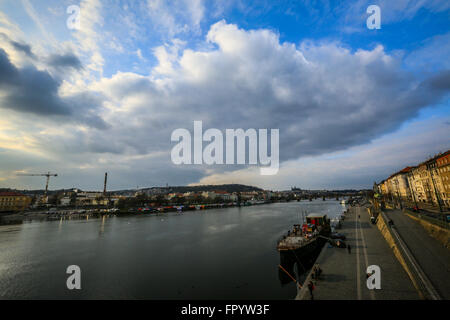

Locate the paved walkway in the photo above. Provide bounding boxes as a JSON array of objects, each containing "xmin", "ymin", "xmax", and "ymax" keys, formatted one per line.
[
  {"xmin": 297, "ymin": 205, "xmax": 419, "ymax": 300},
  {"xmin": 384, "ymin": 209, "xmax": 450, "ymax": 299}
]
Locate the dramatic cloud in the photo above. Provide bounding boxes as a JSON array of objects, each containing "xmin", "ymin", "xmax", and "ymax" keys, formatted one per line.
[
  {"xmin": 195, "ymin": 116, "xmax": 450, "ymax": 190},
  {"xmin": 146, "ymin": 0, "xmax": 205, "ymax": 36},
  {"xmin": 0, "ymin": 49, "xmax": 106, "ymax": 128},
  {"xmin": 8, "ymin": 39, "xmax": 34, "ymax": 58},
  {"xmin": 47, "ymin": 53, "xmax": 82, "ymax": 70},
  {"xmin": 0, "ymin": 13, "xmax": 449, "ymax": 190},
  {"xmin": 84, "ymin": 21, "xmax": 449, "ymax": 164}
]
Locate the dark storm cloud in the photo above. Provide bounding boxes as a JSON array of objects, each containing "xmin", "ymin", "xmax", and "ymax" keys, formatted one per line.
[
  {"xmin": 0, "ymin": 33, "xmax": 35, "ymax": 58},
  {"xmin": 422, "ymin": 69, "xmax": 450, "ymax": 91},
  {"xmin": 9, "ymin": 40, "xmax": 35, "ymax": 58},
  {"xmin": 0, "ymin": 48, "xmax": 107, "ymax": 128},
  {"xmin": 0, "ymin": 48, "xmax": 17, "ymax": 81},
  {"xmin": 0, "ymin": 48, "xmax": 70, "ymax": 115},
  {"xmin": 47, "ymin": 53, "xmax": 82, "ymax": 70}
]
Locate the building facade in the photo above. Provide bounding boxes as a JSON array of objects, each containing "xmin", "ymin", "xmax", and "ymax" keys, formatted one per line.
[
  {"xmin": 0, "ymin": 192, "xmax": 32, "ymax": 212},
  {"xmin": 436, "ymin": 152, "xmax": 450, "ymax": 208},
  {"xmin": 378, "ymin": 150, "xmax": 450, "ymax": 210}
]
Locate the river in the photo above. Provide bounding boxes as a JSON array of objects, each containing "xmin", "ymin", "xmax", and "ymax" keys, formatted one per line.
[{"xmin": 0, "ymin": 200, "xmax": 347, "ymax": 299}]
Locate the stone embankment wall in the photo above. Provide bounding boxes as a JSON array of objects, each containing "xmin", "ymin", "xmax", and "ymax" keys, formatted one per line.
[{"xmin": 403, "ymin": 210, "xmax": 450, "ymax": 249}]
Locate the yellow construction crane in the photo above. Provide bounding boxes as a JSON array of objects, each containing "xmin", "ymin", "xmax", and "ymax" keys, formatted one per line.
[{"xmin": 17, "ymin": 172, "xmax": 58, "ymax": 196}]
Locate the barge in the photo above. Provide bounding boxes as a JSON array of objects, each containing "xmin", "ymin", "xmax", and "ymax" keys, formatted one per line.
[{"xmin": 277, "ymin": 213, "xmax": 331, "ymax": 268}]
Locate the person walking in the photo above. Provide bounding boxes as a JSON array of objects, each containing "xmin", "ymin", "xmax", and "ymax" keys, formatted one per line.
[
  {"xmin": 317, "ymin": 266, "xmax": 322, "ymax": 278},
  {"xmin": 307, "ymin": 281, "xmax": 315, "ymax": 300},
  {"xmin": 347, "ymin": 244, "xmax": 351, "ymax": 254}
]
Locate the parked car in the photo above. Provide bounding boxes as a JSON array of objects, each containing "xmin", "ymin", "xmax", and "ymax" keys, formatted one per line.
[
  {"xmin": 331, "ymin": 232, "xmax": 346, "ymax": 240},
  {"xmin": 334, "ymin": 239, "xmax": 347, "ymax": 248}
]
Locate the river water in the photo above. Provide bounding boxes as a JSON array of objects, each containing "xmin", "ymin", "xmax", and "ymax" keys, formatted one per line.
[{"xmin": 0, "ymin": 200, "xmax": 346, "ymax": 299}]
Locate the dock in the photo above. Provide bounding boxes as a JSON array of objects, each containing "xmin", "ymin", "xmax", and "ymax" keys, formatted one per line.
[{"xmin": 296, "ymin": 204, "xmax": 420, "ymax": 300}]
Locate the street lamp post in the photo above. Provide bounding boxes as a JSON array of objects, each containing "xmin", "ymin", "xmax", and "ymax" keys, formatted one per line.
[
  {"xmin": 408, "ymin": 171, "xmax": 418, "ymax": 209},
  {"xmin": 394, "ymin": 179, "xmax": 402, "ymax": 210},
  {"xmin": 427, "ymin": 162, "xmax": 443, "ymax": 213}
]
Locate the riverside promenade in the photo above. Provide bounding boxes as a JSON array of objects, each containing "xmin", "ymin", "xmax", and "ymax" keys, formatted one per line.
[{"xmin": 297, "ymin": 204, "xmax": 419, "ymax": 300}]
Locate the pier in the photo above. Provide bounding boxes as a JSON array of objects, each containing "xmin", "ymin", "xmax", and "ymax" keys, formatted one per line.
[{"xmin": 297, "ymin": 204, "xmax": 420, "ymax": 300}]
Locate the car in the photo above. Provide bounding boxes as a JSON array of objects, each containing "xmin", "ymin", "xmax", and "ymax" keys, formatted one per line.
[
  {"xmin": 334, "ymin": 239, "xmax": 347, "ymax": 248},
  {"xmin": 331, "ymin": 232, "xmax": 346, "ymax": 240}
]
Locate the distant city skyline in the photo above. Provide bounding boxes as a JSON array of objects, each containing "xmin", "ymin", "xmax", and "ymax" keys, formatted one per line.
[{"xmin": 0, "ymin": 1, "xmax": 449, "ymax": 191}]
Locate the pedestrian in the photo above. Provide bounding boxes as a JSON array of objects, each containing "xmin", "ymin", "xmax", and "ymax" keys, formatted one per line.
[
  {"xmin": 347, "ymin": 244, "xmax": 351, "ymax": 254},
  {"xmin": 307, "ymin": 281, "xmax": 315, "ymax": 300},
  {"xmin": 358, "ymin": 214, "xmax": 360, "ymax": 219}
]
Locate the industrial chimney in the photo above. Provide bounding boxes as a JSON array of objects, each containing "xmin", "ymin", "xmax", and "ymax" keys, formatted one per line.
[{"xmin": 103, "ymin": 172, "xmax": 108, "ymax": 195}]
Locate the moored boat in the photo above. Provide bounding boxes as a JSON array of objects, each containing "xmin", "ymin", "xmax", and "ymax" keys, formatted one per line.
[
  {"xmin": 277, "ymin": 213, "xmax": 331, "ymax": 252},
  {"xmin": 277, "ymin": 213, "xmax": 331, "ymax": 269}
]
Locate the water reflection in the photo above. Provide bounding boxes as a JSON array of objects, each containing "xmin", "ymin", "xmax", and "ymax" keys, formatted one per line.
[{"xmin": 99, "ymin": 215, "xmax": 105, "ymax": 237}]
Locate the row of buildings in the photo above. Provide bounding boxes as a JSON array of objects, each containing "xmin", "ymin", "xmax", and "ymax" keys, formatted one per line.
[
  {"xmin": 1, "ymin": 183, "xmax": 364, "ymax": 213},
  {"xmin": 0, "ymin": 188, "xmax": 271, "ymax": 212},
  {"xmin": 164, "ymin": 190, "xmax": 267, "ymax": 202},
  {"xmin": 375, "ymin": 150, "xmax": 450, "ymax": 210}
]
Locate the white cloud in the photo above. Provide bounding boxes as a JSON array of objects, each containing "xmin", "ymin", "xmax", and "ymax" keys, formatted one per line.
[
  {"xmin": 146, "ymin": 0, "xmax": 205, "ymax": 36},
  {"xmin": 195, "ymin": 116, "xmax": 450, "ymax": 190},
  {"xmin": 1, "ymin": 20, "xmax": 449, "ymax": 190},
  {"xmin": 73, "ymin": 0, "xmax": 104, "ymax": 74}
]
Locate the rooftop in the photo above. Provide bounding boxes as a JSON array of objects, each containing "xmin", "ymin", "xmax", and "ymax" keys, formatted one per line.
[
  {"xmin": 0, "ymin": 192, "xmax": 26, "ymax": 197},
  {"xmin": 307, "ymin": 213, "xmax": 327, "ymax": 218}
]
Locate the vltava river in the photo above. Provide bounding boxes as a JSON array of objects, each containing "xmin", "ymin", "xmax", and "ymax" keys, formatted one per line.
[{"xmin": 0, "ymin": 200, "xmax": 346, "ymax": 299}]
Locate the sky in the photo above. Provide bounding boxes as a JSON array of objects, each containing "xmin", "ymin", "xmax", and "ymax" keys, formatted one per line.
[{"xmin": 0, "ymin": 0, "xmax": 449, "ymax": 191}]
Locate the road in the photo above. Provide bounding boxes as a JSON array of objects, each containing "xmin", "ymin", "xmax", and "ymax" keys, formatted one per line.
[{"xmin": 384, "ymin": 209, "xmax": 450, "ymax": 299}]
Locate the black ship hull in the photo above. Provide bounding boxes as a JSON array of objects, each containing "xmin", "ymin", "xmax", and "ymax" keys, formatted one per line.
[
  {"xmin": 278, "ymin": 236, "xmax": 327, "ymax": 285},
  {"xmin": 279, "ymin": 236, "xmax": 326, "ymax": 265}
]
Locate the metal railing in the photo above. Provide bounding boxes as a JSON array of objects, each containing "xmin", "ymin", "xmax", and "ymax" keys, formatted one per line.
[{"xmin": 403, "ymin": 208, "xmax": 449, "ymax": 230}]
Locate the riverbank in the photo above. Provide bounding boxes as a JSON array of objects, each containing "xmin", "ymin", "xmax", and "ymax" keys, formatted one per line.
[
  {"xmin": 296, "ymin": 204, "xmax": 419, "ymax": 300},
  {"xmin": 0, "ymin": 197, "xmax": 350, "ymax": 226},
  {"xmin": 0, "ymin": 200, "xmax": 276, "ymax": 225}
]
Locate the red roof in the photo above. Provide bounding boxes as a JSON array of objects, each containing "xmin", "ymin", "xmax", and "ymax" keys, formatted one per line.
[
  {"xmin": 0, "ymin": 192, "xmax": 26, "ymax": 197},
  {"xmin": 436, "ymin": 150, "xmax": 450, "ymax": 164},
  {"xmin": 399, "ymin": 166, "xmax": 412, "ymax": 173},
  {"xmin": 214, "ymin": 190, "xmax": 229, "ymax": 194}
]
